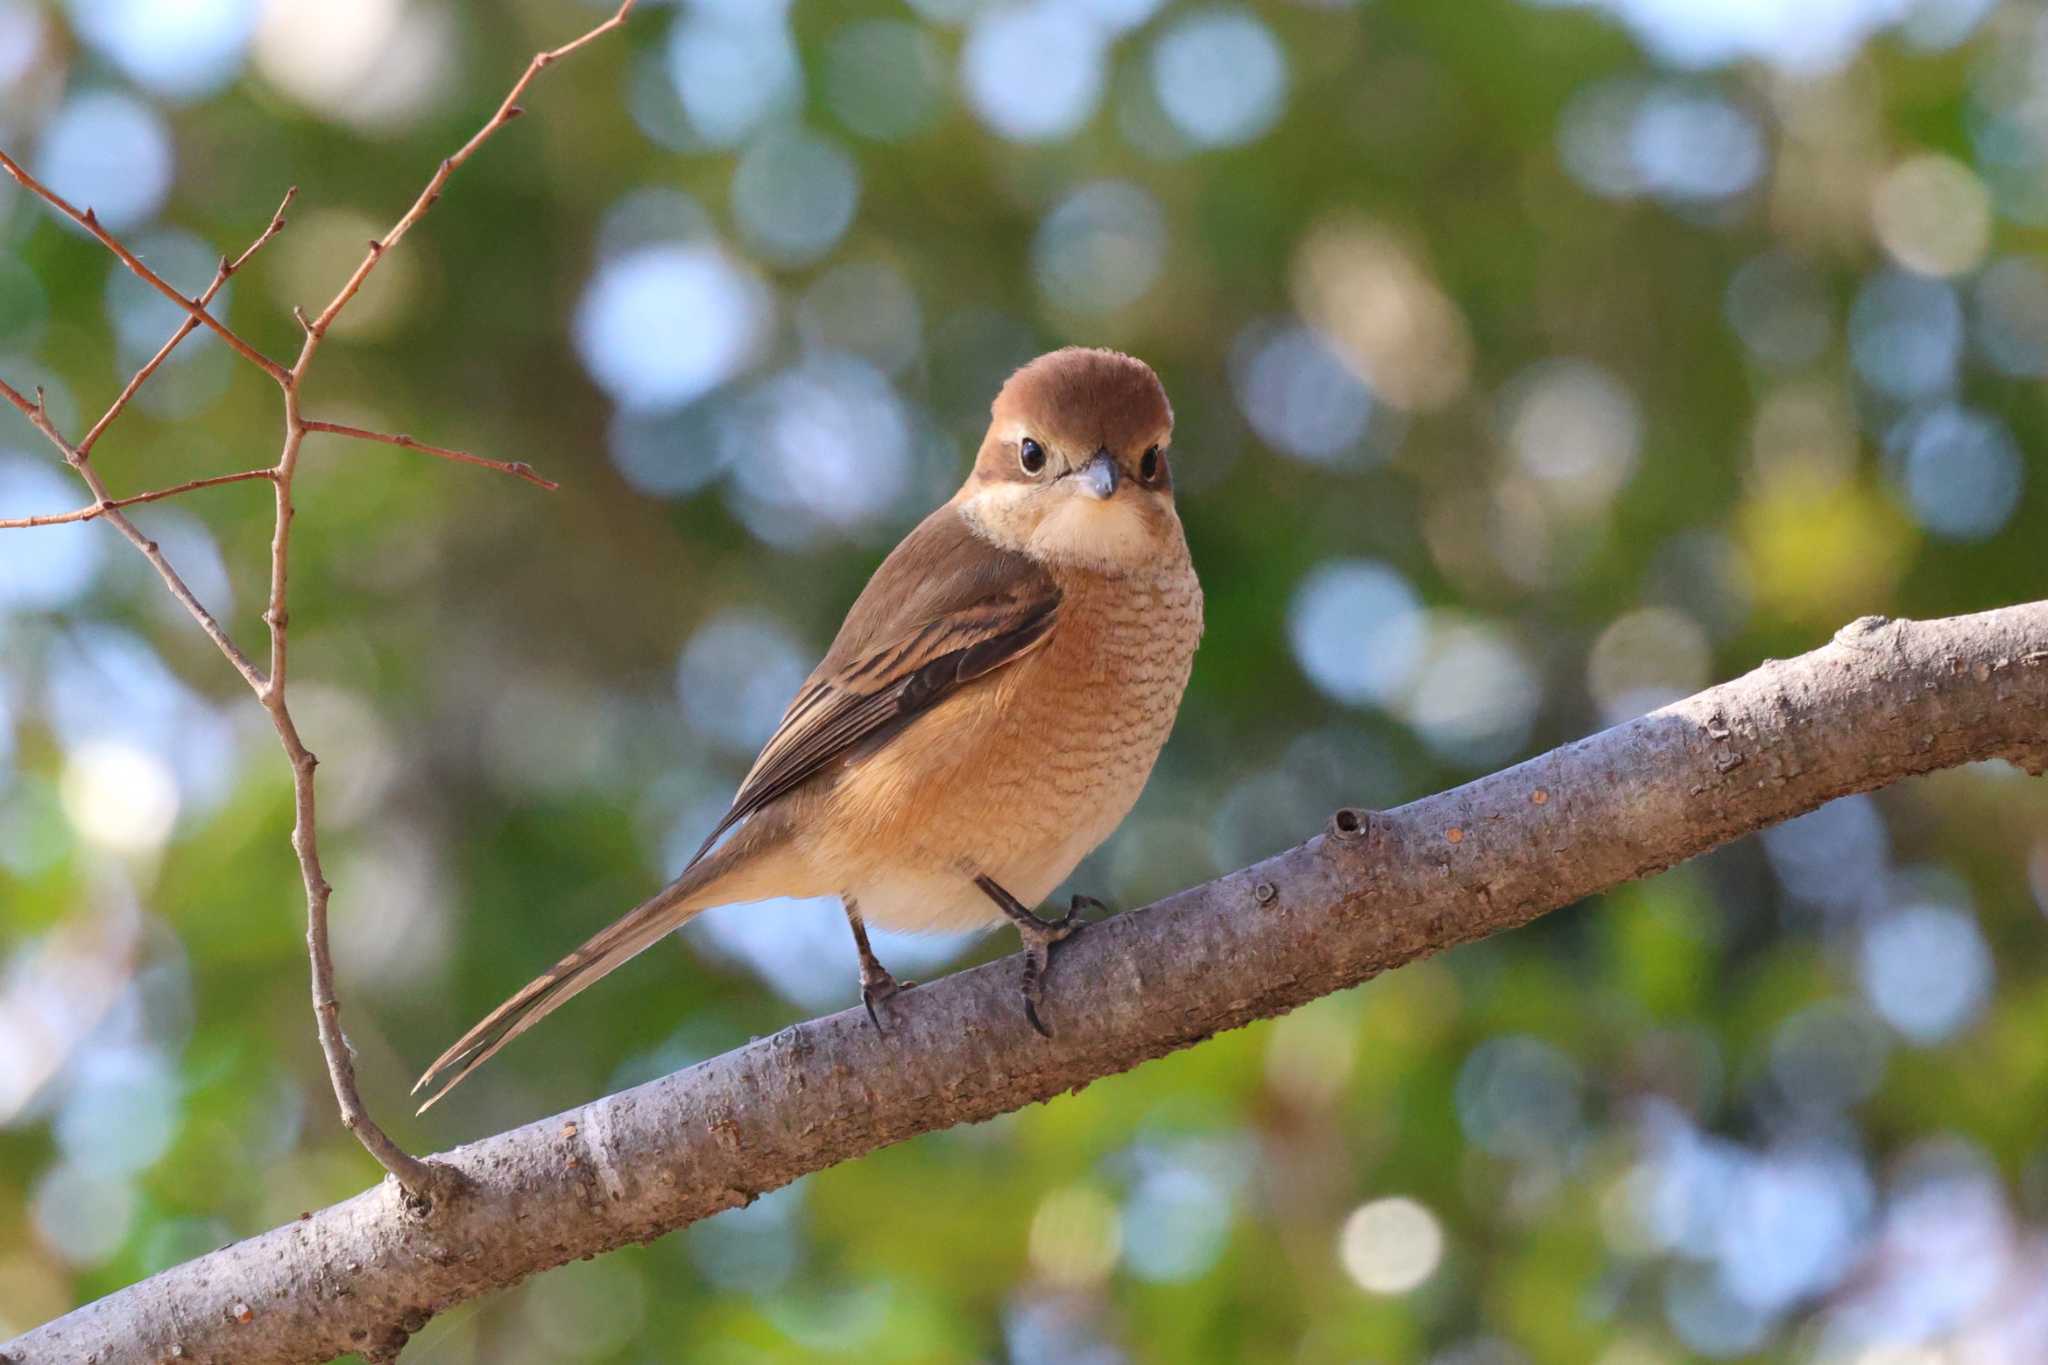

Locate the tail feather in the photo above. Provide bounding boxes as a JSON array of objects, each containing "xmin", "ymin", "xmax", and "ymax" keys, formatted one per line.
[{"xmin": 413, "ymin": 824, "xmax": 786, "ymax": 1113}]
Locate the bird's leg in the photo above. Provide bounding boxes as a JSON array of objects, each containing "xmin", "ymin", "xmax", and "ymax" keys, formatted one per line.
[
  {"xmin": 973, "ymin": 876, "xmax": 1105, "ymax": 1038},
  {"xmin": 845, "ymin": 901, "xmax": 914, "ymax": 1031}
]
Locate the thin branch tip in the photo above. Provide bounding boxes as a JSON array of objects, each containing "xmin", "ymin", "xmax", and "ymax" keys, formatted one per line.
[{"xmin": 301, "ymin": 419, "xmax": 559, "ymax": 488}]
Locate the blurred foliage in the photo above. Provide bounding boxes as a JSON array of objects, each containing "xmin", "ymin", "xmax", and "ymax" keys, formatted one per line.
[{"xmin": 3, "ymin": 0, "xmax": 2047, "ymax": 1361}]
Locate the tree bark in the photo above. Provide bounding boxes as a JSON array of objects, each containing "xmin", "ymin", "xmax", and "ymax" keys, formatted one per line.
[{"xmin": 7, "ymin": 602, "xmax": 2046, "ymax": 1365}]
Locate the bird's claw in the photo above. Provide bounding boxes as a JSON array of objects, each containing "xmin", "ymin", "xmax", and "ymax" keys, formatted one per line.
[
  {"xmin": 1020, "ymin": 936, "xmax": 1057, "ymax": 1038},
  {"xmin": 972, "ymin": 875, "xmax": 1113, "ymax": 1039},
  {"xmin": 1062, "ymin": 893, "xmax": 1109, "ymax": 928},
  {"xmin": 1015, "ymin": 895, "xmax": 1105, "ymax": 1038},
  {"xmin": 860, "ymin": 969, "xmax": 916, "ymax": 1033}
]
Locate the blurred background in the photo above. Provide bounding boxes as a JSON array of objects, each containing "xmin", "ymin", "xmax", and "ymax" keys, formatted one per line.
[{"xmin": 1, "ymin": 0, "xmax": 2046, "ymax": 1360}]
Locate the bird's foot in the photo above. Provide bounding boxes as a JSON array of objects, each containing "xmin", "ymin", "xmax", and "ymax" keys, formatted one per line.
[
  {"xmin": 859, "ymin": 963, "xmax": 917, "ymax": 1033},
  {"xmin": 1017, "ymin": 930, "xmax": 1072, "ymax": 1039},
  {"xmin": 975, "ymin": 879, "xmax": 1109, "ymax": 1038},
  {"xmin": 846, "ymin": 903, "xmax": 915, "ymax": 1032}
]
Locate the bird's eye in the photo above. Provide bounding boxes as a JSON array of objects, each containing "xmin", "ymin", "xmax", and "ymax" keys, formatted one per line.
[
  {"xmin": 1139, "ymin": 445, "xmax": 1163, "ymax": 484},
  {"xmin": 1019, "ymin": 438, "xmax": 1047, "ymax": 474}
]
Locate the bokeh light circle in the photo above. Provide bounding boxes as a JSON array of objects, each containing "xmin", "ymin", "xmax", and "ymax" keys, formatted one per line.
[
  {"xmin": 961, "ymin": 1, "xmax": 1108, "ymax": 143},
  {"xmin": 1872, "ymin": 154, "xmax": 1992, "ymax": 278},
  {"xmin": 665, "ymin": 3, "xmax": 800, "ymax": 147},
  {"xmin": 1287, "ymin": 559, "xmax": 1425, "ymax": 707},
  {"xmin": 1859, "ymin": 904, "xmax": 1994, "ymax": 1044},
  {"xmin": 34, "ymin": 90, "xmax": 174, "ymax": 232},
  {"xmin": 573, "ymin": 243, "xmax": 774, "ymax": 412},
  {"xmin": 731, "ymin": 128, "xmax": 862, "ymax": 268},
  {"xmin": 1149, "ymin": 7, "xmax": 1289, "ymax": 149},
  {"xmin": 1338, "ymin": 1197, "xmax": 1445, "ymax": 1295},
  {"xmin": 66, "ymin": 0, "xmax": 257, "ymax": 100},
  {"xmin": 1231, "ymin": 322, "xmax": 1374, "ymax": 464},
  {"xmin": 1032, "ymin": 180, "xmax": 1167, "ymax": 315},
  {"xmin": 1892, "ymin": 404, "xmax": 2023, "ymax": 542}
]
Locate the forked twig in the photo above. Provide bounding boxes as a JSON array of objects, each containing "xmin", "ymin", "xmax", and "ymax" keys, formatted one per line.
[
  {"xmin": 0, "ymin": 376, "xmax": 266, "ymax": 690},
  {"xmin": 0, "ymin": 150, "xmax": 292, "ymax": 385},
  {"xmin": 76, "ymin": 186, "xmax": 298, "ymax": 457},
  {"xmin": 0, "ymin": 0, "xmax": 633, "ymax": 1200}
]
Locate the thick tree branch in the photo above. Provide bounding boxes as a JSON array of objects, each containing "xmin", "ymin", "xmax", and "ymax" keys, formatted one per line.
[{"xmin": 8, "ymin": 601, "xmax": 2043, "ymax": 1365}]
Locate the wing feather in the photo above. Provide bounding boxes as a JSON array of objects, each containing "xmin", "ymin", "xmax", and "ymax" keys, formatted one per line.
[{"xmin": 683, "ymin": 508, "xmax": 1059, "ymax": 867}]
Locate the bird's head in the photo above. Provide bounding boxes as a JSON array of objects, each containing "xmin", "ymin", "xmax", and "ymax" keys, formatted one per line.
[{"xmin": 955, "ymin": 347, "xmax": 1181, "ymax": 573}]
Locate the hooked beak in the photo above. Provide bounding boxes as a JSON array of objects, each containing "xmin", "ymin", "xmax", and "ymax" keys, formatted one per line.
[{"xmin": 1073, "ymin": 450, "xmax": 1119, "ymax": 500}]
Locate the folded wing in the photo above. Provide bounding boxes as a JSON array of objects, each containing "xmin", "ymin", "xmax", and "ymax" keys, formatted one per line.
[{"xmin": 687, "ymin": 510, "xmax": 1061, "ymax": 865}]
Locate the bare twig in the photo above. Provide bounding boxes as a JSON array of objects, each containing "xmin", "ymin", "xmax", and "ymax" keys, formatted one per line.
[
  {"xmin": 0, "ymin": 467, "xmax": 276, "ymax": 528},
  {"xmin": 0, "ymin": 1, "xmax": 629, "ymax": 1199},
  {"xmin": 0, "ymin": 376, "xmax": 266, "ymax": 691},
  {"xmin": 7, "ymin": 600, "xmax": 2045, "ymax": 1365},
  {"xmin": 304, "ymin": 0, "xmax": 637, "ymax": 340},
  {"xmin": 75, "ymin": 187, "xmax": 298, "ymax": 458},
  {"xmin": 250, "ymin": 0, "xmax": 627, "ymax": 1199},
  {"xmin": 0, "ymin": 150, "xmax": 292, "ymax": 385},
  {"xmin": 301, "ymin": 420, "xmax": 559, "ymax": 489}
]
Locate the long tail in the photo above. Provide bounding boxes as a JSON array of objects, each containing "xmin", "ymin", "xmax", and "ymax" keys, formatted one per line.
[{"xmin": 412, "ymin": 828, "xmax": 778, "ymax": 1113}]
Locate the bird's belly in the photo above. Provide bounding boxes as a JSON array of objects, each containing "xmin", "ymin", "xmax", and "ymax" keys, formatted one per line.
[
  {"xmin": 828, "ymin": 726, "xmax": 1153, "ymax": 933},
  {"xmin": 845, "ymin": 867, "xmax": 1007, "ymax": 935},
  {"xmin": 809, "ymin": 564, "xmax": 1200, "ymax": 934}
]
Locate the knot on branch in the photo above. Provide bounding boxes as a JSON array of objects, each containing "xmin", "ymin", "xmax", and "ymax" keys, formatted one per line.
[
  {"xmin": 1329, "ymin": 806, "xmax": 1372, "ymax": 840},
  {"xmin": 1834, "ymin": 614, "xmax": 1903, "ymax": 649},
  {"xmin": 393, "ymin": 1158, "xmax": 469, "ymax": 1218}
]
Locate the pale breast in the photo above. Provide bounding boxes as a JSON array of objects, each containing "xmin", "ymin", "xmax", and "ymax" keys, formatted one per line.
[{"xmin": 811, "ymin": 555, "xmax": 1203, "ymax": 932}]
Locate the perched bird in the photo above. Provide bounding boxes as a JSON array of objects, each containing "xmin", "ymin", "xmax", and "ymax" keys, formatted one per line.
[{"xmin": 414, "ymin": 347, "xmax": 1203, "ymax": 1112}]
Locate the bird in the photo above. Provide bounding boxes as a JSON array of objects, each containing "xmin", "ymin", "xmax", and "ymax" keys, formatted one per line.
[{"xmin": 413, "ymin": 347, "xmax": 1203, "ymax": 1113}]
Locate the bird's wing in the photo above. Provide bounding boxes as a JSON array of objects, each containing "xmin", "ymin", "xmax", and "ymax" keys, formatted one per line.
[{"xmin": 685, "ymin": 506, "xmax": 1061, "ymax": 866}]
